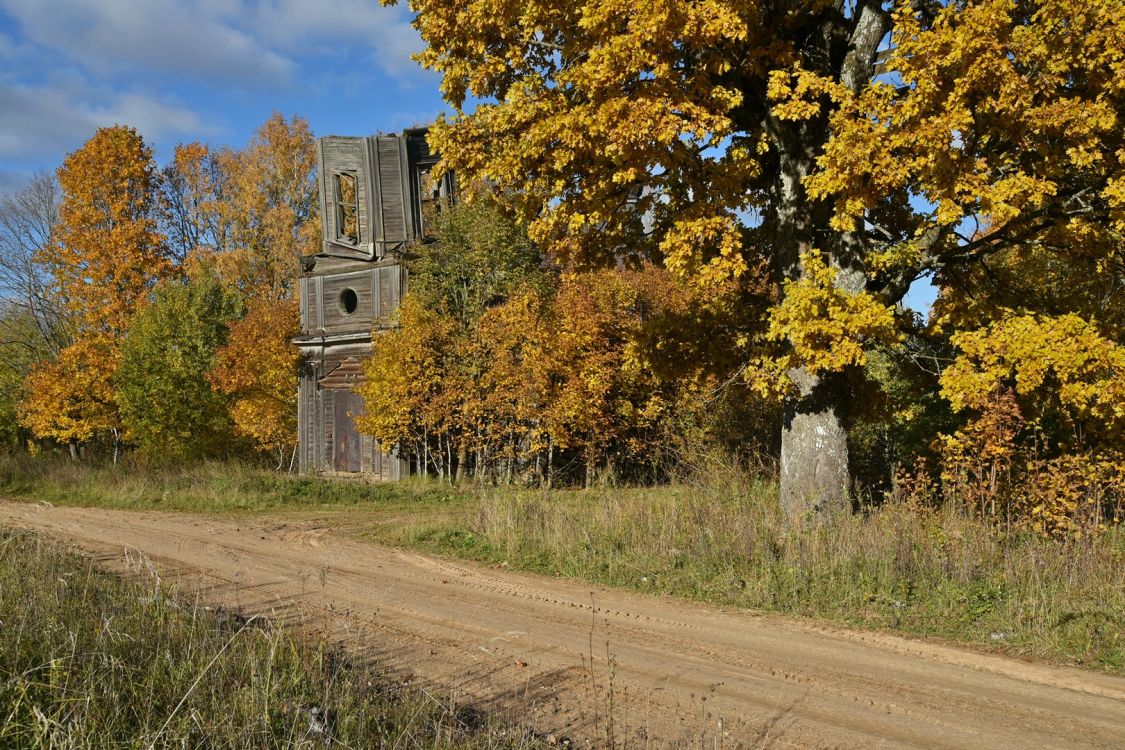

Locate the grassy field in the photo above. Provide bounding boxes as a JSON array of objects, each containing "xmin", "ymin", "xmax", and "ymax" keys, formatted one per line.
[
  {"xmin": 0, "ymin": 525, "xmax": 538, "ymax": 749},
  {"xmin": 0, "ymin": 454, "xmax": 461, "ymax": 513},
  {"xmin": 3, "ymin": 455, "xmax": 1123, "ymax": 674}
]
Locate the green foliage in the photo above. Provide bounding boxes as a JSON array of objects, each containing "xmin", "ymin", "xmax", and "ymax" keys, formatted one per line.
[
  {"xmin": 0, "ymin": 527, "xmax": 536, "ymax": 748},
  {"xmin": 407, "ymin": 196, "xmax": 545, "ymax": 324},
  {"xmin": 848, "ymin": 339, "xmax": 961, "ymax": 493},
  {"xmin": 0, "ymin": 306, "xmax": 46, "ymax": 451},
  {"xmin": 117, "ymin": 272, "xmax": 242, "ymax": 459}
]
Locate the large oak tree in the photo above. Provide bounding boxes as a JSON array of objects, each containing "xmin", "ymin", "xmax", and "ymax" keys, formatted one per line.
[{"xmin": 386, "ymin": 0, "xmax": 1125, "ymax": 518}]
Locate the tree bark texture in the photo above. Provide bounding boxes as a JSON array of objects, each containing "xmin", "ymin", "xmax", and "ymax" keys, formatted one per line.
[{"xmin": 780, "ymin": 368, "xmax": 851, "ymax": 520}]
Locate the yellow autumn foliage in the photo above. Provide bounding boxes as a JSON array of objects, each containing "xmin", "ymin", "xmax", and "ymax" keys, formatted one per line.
[
  {"xmin": 20, "ymin": 337, "xmax": 121, "ymax": 445},
  {"xmin": 22, "ymin": 126, "xmax": 172, "ymax": 448},
  {"xmin": 768, "ymin": 251, "xmax": 898, "ymax": 373},
  {"xmin": 938, "ymin": 313, "xmax": 1125, "ymax": 535},
  {"xmin": 939, "ymin": 387, "xmax": 1124, "ymax": 537},
  {"xmin": 941, "ymin": 314, "xmax": 1125, "ymax": 437}
]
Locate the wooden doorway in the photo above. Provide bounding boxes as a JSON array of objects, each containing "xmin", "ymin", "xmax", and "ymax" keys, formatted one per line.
[{"xmin": 333, "ymin": 390, "xmax": 363, "ymax": 472}]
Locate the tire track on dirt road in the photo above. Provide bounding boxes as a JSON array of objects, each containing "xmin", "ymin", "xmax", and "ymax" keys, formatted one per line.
[{"xmin": 2, "ymin": 501, "xmax": 1122, "ymax": 748}]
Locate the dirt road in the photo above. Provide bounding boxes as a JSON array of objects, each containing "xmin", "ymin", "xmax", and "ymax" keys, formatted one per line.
[{"xmin": 2, "ymin": 501, "xmax": 1122, "ymax": 748}]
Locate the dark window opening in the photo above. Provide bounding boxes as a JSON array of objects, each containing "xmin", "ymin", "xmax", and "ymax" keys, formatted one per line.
[
  {"xmin": 333, "ymin": 172, "xmax": 359, "ymax": 245},
  {"xmin": 338, "ymin": 288, "xmax": 358, "ymax": 315}
]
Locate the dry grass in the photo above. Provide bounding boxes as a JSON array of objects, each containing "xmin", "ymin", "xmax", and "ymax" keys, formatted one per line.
[
  {"xmin": 0, "ymin": 527, "xmax": 539, "ymax": 749},
  {"xmin": 0, "ymin": 453, "xmax": 457, "ymax": 513}
]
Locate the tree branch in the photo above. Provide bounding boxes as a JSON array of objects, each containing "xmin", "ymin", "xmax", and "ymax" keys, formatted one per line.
[{"xmin": 841, "ymin": 0, "xmax": 892, "ymax": 92}]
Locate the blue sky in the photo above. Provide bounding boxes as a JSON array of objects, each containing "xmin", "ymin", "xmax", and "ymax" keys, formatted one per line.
[
  {"xmin": 0, "ymin": 1, "xmax": 936, "ymax": 314},
  {"xmin": 0, "ymin": 0, "xmax": 447, "ymax": 194}
]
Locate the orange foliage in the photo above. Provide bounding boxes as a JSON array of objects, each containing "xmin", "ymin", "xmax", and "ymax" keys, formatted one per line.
[
  {"xmin": 209, "ymin": 298, "xmax": 301, "ymax": 458},
  {"xmin": 38, "ymin": 126, "xmax": 173, "ymax": 338},
  {"xmin": 214, "ymin": 113, "xmax": 320, "ymax": 301},
  {"xmin": 22, "ymin": 126, "xmax": 171, "ymax": 447},
  {"xmin": 19, "ymin": 337, "xmax": 120, "ymax": 445},
  {"xmin": 940, "ymin": 388, "xmax": 1125, "ymax": 537},
  {"xmin": 359, "ymin": 264, "xmax": 735, "ymax": 483}
]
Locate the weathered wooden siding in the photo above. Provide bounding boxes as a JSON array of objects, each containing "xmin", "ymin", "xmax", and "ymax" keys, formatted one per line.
[
  {"xmin": 297, "ymin": 364, "xmax": 318, "ymax": 472},
  {"xmin": 318, "ymin": 137, "xmax": 376, "ymax": 260},
  {"xmin": 321, "ymin": 270, "xmax": 374, "ymax": 334},
  {"xmin": 299, "ymin": 263, "xmax": 404, "ymax": 336},
  {"xmin": 376, "ymin": 265, "xmax": 403, "ymax": 324},
  {"xmin": 374, "ymin": 136, "xmax": 409, "ymax": 246}
]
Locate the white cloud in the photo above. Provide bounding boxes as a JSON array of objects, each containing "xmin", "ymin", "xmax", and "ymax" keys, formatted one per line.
[
  {"xmin": 0, "ymin": 0, "xmax": 424, "ymax": 87},
  {"xmin": 1, "ymin": 0, "xmax": 293, "ymax": 86},
  {"xmin": 0, "ymin": 0, "xmax": 430, "ymax": 174},
  {"xmin": 0, "ymin": 79, "xmax": 210, "ymax": 161},
  {"xmin": 3, "ymin": 0, "xmax": 294, "ymax": 85},
  {"xmin": 249, "ymin": 0, "xmax": 424, "ymax": 78}
]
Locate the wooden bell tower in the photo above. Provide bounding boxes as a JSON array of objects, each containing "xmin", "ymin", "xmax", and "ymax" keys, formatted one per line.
[{"xmin": 293, "ymin": 127, "xmax": 453, "ymax": 476}]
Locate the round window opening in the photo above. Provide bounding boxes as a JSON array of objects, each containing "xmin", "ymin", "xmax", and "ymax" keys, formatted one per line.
[{"xmin": 338, "ymin": 288, "xmax": 359, "ymax": 315}]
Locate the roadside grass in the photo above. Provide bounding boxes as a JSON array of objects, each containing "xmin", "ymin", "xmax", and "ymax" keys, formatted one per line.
[
  {"xmin": 0, "ymin": 453, "xmax": 464, "ymax": 514},
  {"xmin": 373, "ymin": 478, "xmax": 1125, "ymax": 674},
  {"xmin": 0, "ymin": 527, "xmax": 537, "ymax": 749},
  {"xmin": 3, "ymin": 455, "xmax": 1122, "ymax": 674}
]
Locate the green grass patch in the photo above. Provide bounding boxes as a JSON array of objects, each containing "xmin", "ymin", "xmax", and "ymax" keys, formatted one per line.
[
  {"xmin": 0, "ymin": 527, "xmax": 536, "ymax": 749},
  {"xmin": 0, "ymin": 454, "xmax": 466, "ymax": 514}
]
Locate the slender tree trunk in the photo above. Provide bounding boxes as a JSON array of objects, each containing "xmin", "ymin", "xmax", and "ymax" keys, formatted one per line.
[
  {"xmin": 446, "ymin": 437, "xmax": 454, "ymax": 485},
  {"xmin": 68, "ymin": 439, "xmax": 79, "ymax": 462},
  {"xmin": 437, "ymin": 435, "xmax": 446, "ymax": 481},
  {"xmin": 546, "ymin": 437, "xmax": 554, "ymax": 489}
]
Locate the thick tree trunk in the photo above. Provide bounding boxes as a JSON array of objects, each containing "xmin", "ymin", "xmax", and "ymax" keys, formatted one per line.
[
  {"xmin": 773, "ymin": 0, "xmax": 891, "ymax": 519},
  {"xmin": 771, "ymin": 135, "xmax": 865, "ymax": 522},
  {"xmin": 780, "ymin": 368, "xmax": 851, "ymax": 520}
]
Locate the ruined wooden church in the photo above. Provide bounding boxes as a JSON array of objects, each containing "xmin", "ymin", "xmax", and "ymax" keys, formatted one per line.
[{"xmin": 293, "ymin": 129, "xmax": 453, "ymax": 476}]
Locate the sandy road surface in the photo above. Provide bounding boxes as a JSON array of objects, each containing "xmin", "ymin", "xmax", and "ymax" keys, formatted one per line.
[{"xmin": 2, "ymin": 502, "xmax": 1123, "ymax": 748}]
